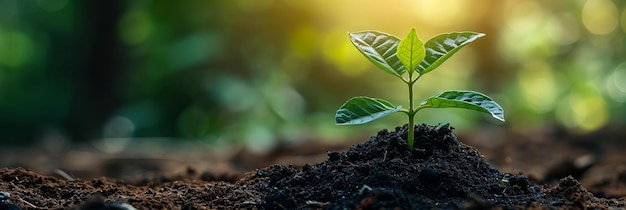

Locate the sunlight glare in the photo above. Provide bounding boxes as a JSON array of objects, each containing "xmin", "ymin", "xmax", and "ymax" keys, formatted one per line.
[
  {"xmin": 412, "ymin": 0, "xmax": 467, "ymax": 28},
  {"xmin": 321, "ymin": 30, "xmax": 367, "ymax": 77}
]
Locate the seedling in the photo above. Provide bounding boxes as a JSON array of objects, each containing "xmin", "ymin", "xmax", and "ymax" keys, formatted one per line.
[{"xmin": 335, "ymin": 28, "xmax": 505, "ymax": 150}]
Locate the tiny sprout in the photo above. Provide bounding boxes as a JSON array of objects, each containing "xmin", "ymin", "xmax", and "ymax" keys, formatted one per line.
[{"xmin": 335, "ymin": 28, "xmax": 505, "ymax": 150}]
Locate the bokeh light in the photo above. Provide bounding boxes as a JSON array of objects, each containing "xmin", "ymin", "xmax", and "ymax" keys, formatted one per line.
[
  {"xmin": 516, "ymin": 61, "xmax": 560, "ymax": 114},
  {"xmin": 582, "ymin": 0, "xmax": 618, "ymax": 35},
  {"xmin": 556, "ymin": 82, "xmax": 608, "ymax": 132},
  {"xmin": 0, "ymin": 31, "xmax": 34, "ymax": 67},
  {"xmin": 605, "ymin": 62, "xmax": 626, "ymax": 103},
  {"xmin": 118, "ymin": 10, "xmax": 153, "ymax": 45}
]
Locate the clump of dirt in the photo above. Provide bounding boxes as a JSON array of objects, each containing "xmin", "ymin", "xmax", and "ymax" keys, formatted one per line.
[
  {"xmin": 0, "ymin": 124, "xmax": 624, "ymax": 209},
  {"xmin": 543, "ymin": 176, "xmax": 626, "ymax": 209}
]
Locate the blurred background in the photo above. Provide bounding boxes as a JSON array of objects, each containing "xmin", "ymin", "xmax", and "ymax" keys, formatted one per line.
[{"xmin": 1, "ymin": 0, "xmax": 625, "ymax": 153}]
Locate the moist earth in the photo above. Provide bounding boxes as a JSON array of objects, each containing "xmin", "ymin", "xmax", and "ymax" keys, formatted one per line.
[{"xmin": 1, "ymin": 124, "xmax": 625, "ymax": 209}]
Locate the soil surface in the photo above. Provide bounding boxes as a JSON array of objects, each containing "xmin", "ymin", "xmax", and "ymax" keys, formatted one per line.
[{"xmin": 1, "ymin": 124, "xmax": 625, "ymax": 209}]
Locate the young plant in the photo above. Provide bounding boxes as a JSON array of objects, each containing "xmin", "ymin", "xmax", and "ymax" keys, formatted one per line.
[{"xmin": 335, "ymin": 28, "xmax": 505, "ymax": 150}]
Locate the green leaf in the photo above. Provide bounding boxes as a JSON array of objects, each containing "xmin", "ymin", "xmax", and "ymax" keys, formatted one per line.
[
  {"xmin": 336, "ymin": 96, "xmax": 402, "ymax": 125},
  {"xmin": 397, "ymin": 28, "xmax": 425, "ymax": 74},
  {"xmin": 348, "ymin": 31, "xmax": 406, "ymax": 78},
  {"xmin": 417, "ymin": 32, "xmax": 485, "ymax": 75},
  {"xmin": 419, "ymin": 90, "xmax": 504, "ymax": 122}
]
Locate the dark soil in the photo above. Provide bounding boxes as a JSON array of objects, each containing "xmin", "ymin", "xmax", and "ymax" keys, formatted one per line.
[{"xmin": 1, "ymin": 124, "xmax": 625, "ymax": 209}]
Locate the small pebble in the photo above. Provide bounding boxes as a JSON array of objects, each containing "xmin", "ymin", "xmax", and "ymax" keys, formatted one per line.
[
  {"xmin": 0, "ymin": 192, "xmax": 9, "ymax": 201},
  {"xmin": 0, "ymin": 192, "xmax": 22, "ymax": 210},
  {"xmin": 255, "ymin": 169, "xmax": 269, "ymax": 177},
  {"xmin": 328, "ymin": 151, "xmax": 340, "ymax": 161}
]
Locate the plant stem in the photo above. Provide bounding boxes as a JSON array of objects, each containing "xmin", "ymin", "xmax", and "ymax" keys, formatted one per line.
[
  {"xmin": 407, "ymin": 75, "xmax": 415, "ymax": 150},
  {"xmin": 408, "ymin": 107, "xmax": 415, "ymax": 150}
]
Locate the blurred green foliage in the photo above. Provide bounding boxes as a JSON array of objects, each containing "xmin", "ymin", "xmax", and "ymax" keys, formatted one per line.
[{"xmin": 1, "ymin": 0, "xmax": 625, "ymax": 149}]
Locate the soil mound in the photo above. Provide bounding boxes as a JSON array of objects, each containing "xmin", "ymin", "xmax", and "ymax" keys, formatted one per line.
[{"xmin": 240, "ymin": 124, "xmax": 625, "ymax": 209}]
